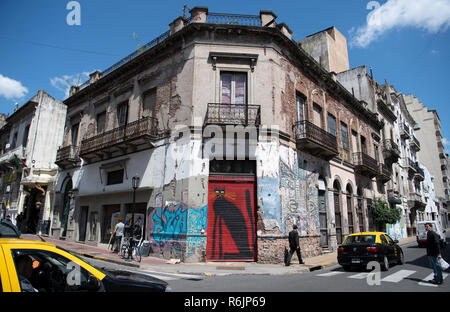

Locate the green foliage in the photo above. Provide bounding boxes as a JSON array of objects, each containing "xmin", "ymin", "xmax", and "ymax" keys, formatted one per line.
[{"xmin": 371, "ymin": 197, "xmax": 402, "ymax": 225}]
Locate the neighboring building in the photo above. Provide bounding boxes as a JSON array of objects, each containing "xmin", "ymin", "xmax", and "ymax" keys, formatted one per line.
[
  {"xmin": 52, "ymin": 8, "xmax": 388, "ymax": 263},
  {"xmin": 0, "ymin": 90, "xmax": 66, "ymax": 233},
  {"xmin": 404, "ymin": 95, "xmax": 449, "ymax": 229}
]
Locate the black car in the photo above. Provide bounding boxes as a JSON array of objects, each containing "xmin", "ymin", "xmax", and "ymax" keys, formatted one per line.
[{"xmin": 337, "ymin": 232, "xmax": 404, "ymax": 271}]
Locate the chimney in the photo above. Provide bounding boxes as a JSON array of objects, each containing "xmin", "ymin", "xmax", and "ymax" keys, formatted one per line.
[
  {"xmin": 69, "ymin": 85, "xmax": 80, "ymax": 97},
  {"xmin": 189, "ymin": 6, "xmax": 208, "ymax": 23},
  {"xmin": 169, "ymin": 16, "xmax": 188, "ymax": 35},
  {"xmin": 276, "ymin": 22, "xmax": 293, "ymax": 40},
  {"xmin": 89, "ymin": 70, "xmax": 102, "ymax": 84},
  {"xmin": 260, "ymin": 10, "xmax": 277, "ymax": 27}
]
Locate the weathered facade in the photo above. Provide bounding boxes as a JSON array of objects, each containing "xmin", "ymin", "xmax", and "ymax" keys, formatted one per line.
[
  {"xmin": 52, "ymin": 8, "xmax": 394, "ymax": 263},
  {"xmin": 0, "ymin": 90, "xmax": 66, "ymax": 233}
]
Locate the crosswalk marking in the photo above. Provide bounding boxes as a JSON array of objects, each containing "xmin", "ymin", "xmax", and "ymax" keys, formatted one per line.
[
  {"xmin": 348, "ymin": 272, "xmax": 370, "ymax": 279},
  {"xmin": 418, "ymin": 273, "xmax": 448, "ymax": 287},
  {"xmin": 316, "ymin": 271, "xmax": 345, "ymax": 277},
  {"xmin": 137, "ymin": 269, "xmax": 203, "ymax": 281},
  {"xmin": 316, "ymin": 269, "xmax": 448, "ymax": 288},
  {"xmin": 381, "ymin": 270, "xmax": 416, "ymax": 283}
]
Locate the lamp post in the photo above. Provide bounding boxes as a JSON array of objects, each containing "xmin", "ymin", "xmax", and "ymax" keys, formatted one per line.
[{"xmin": 131, "ymin": 176, "xmax": 140, "ymax": 227}]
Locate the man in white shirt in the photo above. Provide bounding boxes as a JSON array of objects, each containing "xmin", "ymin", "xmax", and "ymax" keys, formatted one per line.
[{"xmin": 113, "ymin": 219, "xmax": 125, "ymax": 253}]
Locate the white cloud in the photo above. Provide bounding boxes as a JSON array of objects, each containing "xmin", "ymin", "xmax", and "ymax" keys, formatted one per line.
[
  {"xmin": 351, "ymin": 0, "xmax": 450, "ymax": 48},
  {"xmin": 0, "ymin": 74, "xmax": 28, "ymax": 99},
  {"xmin": 443, "ymin": 137, "xmax": 449, "ymax": 146},
  {"xmin": 50, "ymin": 72, "xmax": 90, "ymax": 99}
]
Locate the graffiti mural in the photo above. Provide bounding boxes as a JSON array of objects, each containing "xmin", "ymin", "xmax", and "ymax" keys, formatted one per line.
[
  {"xmin": 207, "ymin": 178, "xmax": 256, "ymax": 261},
  {"xmin": 147, "ymin": 202, "xmax": 189, "ymax": 257},
  {"xmin": 279, "ymin": 155, "xmax": 320, "ymax": 236},
  {"xmin": 186, "ymin": 205, "xmax": 208, "ymax": 256},
  {"xmin": 257, "ymin": 176, "xmax": 281, "ymax": 231}
]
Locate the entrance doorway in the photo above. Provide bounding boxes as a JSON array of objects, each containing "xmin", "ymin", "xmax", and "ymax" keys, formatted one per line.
[
  {"xmin": 206, "ymin": 160, "xmax": 257, "ymax": 261},
  {"xmin": 333, "ymin": 180, "xmax": 343, "ymax": 244},
  {"xmin": 79, "ymin": 206, "xmax": 89, "ymax": 241}
]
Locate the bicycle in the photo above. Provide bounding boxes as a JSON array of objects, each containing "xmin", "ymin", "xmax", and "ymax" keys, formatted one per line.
[{"xmin": 119, "ymin": 236, "xmax": 142, "ymax": 262}]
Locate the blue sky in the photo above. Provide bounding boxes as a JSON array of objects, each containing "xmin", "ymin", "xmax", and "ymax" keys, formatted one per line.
[{"xmin": 0, "ymin": 0, "xmax": 449, "ymax": 148}]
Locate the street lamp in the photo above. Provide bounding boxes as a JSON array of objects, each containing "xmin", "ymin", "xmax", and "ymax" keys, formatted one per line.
[{"xmin": 131, "ymin": 176, "xmax": 140, "ymax": 227}]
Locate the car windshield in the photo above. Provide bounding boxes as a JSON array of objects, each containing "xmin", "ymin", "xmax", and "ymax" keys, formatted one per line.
[{"xmin": 343, "ymin": 235, "xmax": 376, "ymax": 245}]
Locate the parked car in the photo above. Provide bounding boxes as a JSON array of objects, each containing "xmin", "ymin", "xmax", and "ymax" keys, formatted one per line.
[
  {"xmin": 0, "ymin": 238, "xmax": 171, "ymax": 292},
  {"xmin": 337, "ymin": 232, "xmax": 404, "ymax": 271},
  {"xmin": 416, "ymin": 221, "xmax": 447, "ymax": 248}
]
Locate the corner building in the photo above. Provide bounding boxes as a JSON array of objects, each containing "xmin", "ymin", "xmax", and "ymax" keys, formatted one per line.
[{"xmin": 52, "ymin": 8, "xmax": 388, "ymax": 263}]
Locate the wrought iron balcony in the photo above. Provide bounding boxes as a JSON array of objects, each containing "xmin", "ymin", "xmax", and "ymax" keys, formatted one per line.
[
  {"xmin": 400, "ymin": 123, "xmax": 410, "ymax": 139},
  {"xmin": 353, "ymin": 152, "xmax": 379, "ymax": 178},
  {"xmin": 383, "ymin": 139, "xmax": 400, "ymax": 162},
  {"xmin": 413, "ymin": 164, "xmax": 424, "ymax": 181},
  {"xmin": 293, "ymin": 120, "xmax": 338, "ymax": 160},
  {"xmin": 377, "ymin": 163, "xmax": 391, "ymax": 183},
  {"xmin": 55, "ymin": 145, "xmax": 80, "ymax": 168},
  {"xmin": 408, "ymin": 192, "xmax": 425, "ymax": 211},
  {"xmin": 80, "ymin": 117, "xmax": 160, "ymax": 161},
  {"xmin": 409, "ymin": 135, "xmax": 420, "ymax": 151},
  {"xmin": 204, "ymin": 103, "xmax": 261, "ymax": 126}
]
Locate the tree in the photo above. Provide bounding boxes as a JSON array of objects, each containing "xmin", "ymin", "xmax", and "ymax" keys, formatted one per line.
[{"xmin": 371, "ymin": 197, "xmax": 401, "ymax": 226}]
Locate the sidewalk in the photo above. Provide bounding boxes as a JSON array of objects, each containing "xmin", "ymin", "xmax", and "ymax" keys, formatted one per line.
[{"xmin": 20, "ymin": 234, "xmax": 418, "ymax": 277}]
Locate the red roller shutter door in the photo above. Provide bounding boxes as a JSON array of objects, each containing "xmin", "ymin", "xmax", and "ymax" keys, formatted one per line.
[{"xmin": 206, "ymin": 176, "xmax": 256, "ymax": 261}]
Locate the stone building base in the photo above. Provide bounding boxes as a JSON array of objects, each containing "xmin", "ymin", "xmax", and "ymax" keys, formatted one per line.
[{"xmin": 257, "ymin": 235, "xmax": 322, "ymax": 264}]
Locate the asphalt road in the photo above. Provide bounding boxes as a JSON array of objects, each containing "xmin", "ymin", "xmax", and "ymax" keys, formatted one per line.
[{"xmin": 80, "ymin": 233, "xmax": 450, "ymax": 292}]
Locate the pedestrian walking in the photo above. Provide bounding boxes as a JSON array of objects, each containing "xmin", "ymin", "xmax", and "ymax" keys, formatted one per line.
[
  {"xmin": 285, "ymin": 224, "xmax": 304, "ymax": 266},
  {"xmin": 113, "ymin": 219, "xmax": 125, "ymax": 253},
  {"xmin": 425, "ymin": 222, "xmax": 443, "ymax": 285}
]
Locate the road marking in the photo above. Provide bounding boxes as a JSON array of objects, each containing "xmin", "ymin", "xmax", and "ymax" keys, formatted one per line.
[
  {"xmin": 137, "ymin": 270, "xmax": 203, "ymax": 281},
  {"xmin": 381, "ymin": 270, "xmax": 416, "ymax": 283},
  {"xmin": 348, "ymin": 272, "xmax": 370, "ymax": 279},
  {"xmin": 418, "ymin": 273, "xmax": 448, "ymax": 287},
  {"xmin": 316, "ymin": 271, "xmax": 345, "ymax": 277}
]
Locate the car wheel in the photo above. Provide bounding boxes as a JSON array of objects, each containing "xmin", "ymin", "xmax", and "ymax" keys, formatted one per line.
[
  {"xmin": 397, "ymin": 250, "xmax": 404, "ymax": 265},
  {"xmin": 381, "ymin": 255, "xmax": 389, "ymax": 271}
]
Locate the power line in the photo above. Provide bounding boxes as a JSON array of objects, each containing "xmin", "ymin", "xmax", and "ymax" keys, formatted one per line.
[{"xmin": 0, "ymin": 36, "xmax": 121, "ymax": 57}]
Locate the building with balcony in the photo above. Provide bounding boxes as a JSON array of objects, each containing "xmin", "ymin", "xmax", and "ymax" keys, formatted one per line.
[
  {"xmin": 51, "ymin": 8, "xmax": 388, "ymax": 263},
  {"xmin": 0, "ymin": 90, "xmax": 66, "ymax": 234},
  {"xmin": 404, "ymin": 95, "xmax": 449, "ymax": 229}
]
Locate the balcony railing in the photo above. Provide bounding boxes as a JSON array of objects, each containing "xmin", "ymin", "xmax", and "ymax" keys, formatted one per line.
[
  {"xmin": 410, "ymin": 135, "xmax": 420, "ymax": 151},
  {"xmin": 408, "ymin": 192, "xmax": 425, "ymax": 210},
  {"xmin": 377, "ymin": 163, "xmax": 391, "ymax": 183},
  {"xmin": 55, "ymin": 145, "xmax": 79, "ymax": 168},
  {"xmin": 353, "ymin": 152, "xmax": 379, "ymax": 177},
  {"xmin": 204, "ymin": 103, "xmax": 261, "ymax": 126},
  {"xmin": 80, "ymin": 117, "xmax": 159, "ymax": 157},
  {"xmin": 293, "ymin": 120, "xmax": 338, "ymax": 160},
  {"xmin": 400, "ymin": 123, "xmax": 410, "ymax": 139},
  {"xmin": 413, "ymin": 163, "xmax": 424, "ymax": 181},
  {"xmin": 383, "ymin": 139, "xmax": 400, "ymax": 161},
  {"xmin": 206, "ymin": 13, "xmax": 261, "ymax": 26}
]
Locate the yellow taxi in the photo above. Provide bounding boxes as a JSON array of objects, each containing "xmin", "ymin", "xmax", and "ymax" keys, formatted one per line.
[
  {"xmin": 337, "ymin": 232, "xmax": 404, "ymax": 271},
  {"xmin": 0, "ymin": 222, "xmax": 170, "ymax": 292}
]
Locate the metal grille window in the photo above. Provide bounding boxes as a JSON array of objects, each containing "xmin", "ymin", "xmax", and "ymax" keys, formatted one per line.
[{"xmin": 106, "ymin": 169, "xmax": 124, "ymax": 185}]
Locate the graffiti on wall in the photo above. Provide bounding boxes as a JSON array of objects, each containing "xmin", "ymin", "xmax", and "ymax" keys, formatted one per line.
[
  {"xmin": 186, "ymin": 205, "xmax": 207, "ymax": 256},
  {"xmin": 279, "ymin": 157, "xmax": 320, "ymax": 236},
  {"xmin": 147, "ymin": 202, "xmax": 188, "ymax": 257},
  {"xmin": 257, "ymin": 176, "xmax": 281, "ymax": 231}
]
